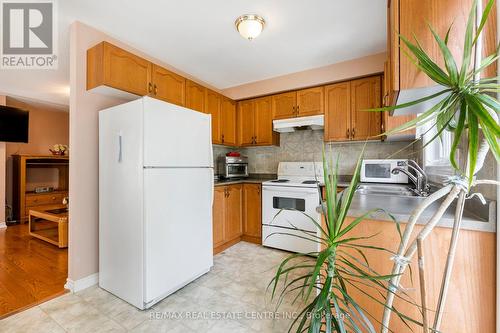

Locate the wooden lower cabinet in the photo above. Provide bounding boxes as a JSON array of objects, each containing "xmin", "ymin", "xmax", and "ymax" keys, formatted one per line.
[
  {"xmin": 327, "ymin": 217, "xmax": 495, "ymax": 332},
  {"xmin": 225, "ymin": 185, "xmax": 243, "ymax": 240},
  {"xmin": 242, "ymin": 184, "xmax": 262, "ymax": 244},
  {"xmin": 213, "ymin": 183, "xmax": 262, "ymax": 253},
  {"xmin": 212, "ymin": 187, "xmax": 226, "ymax": 248},
  {"xmin": 213, "ymin": 184, "xmax": 242, "ymax": 254}
]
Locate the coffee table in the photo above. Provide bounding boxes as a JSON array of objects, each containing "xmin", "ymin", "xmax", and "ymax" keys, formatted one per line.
[{"xmin": 29, "ymin": 204, "xmax": 68, "ymax": 248}]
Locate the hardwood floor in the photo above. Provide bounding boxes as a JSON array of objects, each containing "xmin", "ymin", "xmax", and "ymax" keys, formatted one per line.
[{"xmin": 0, "ymin": 223, "xmax": 67, "ymax": 318}]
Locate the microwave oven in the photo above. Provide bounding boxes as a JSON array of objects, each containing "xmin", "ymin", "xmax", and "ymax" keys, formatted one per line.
[
  {"xmin": 218, "ymin": 156, "xmax": 249, "ymax": 179},
  {"xmin": 360, "ymin": 159, "xmax": 409, "ymax": 184}
]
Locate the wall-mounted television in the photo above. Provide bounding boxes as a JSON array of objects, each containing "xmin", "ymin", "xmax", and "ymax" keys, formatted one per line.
[{"xmin": 0, "ymin": 105, "xmax": 29, "ymax": 143}]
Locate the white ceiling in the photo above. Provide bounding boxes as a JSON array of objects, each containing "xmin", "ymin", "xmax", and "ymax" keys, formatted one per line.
[{"xmin": 0, "ymin": 0, "xmax": 386, "ymax": 106}]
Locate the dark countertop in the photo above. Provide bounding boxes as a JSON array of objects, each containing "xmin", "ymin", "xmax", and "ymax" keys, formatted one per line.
[{"xmin": 214, "ymin": 174, "xmax": 276, "ymax": 186}]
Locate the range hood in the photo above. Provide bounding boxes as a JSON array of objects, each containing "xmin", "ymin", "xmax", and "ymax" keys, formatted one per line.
[
  {"xmin": 273, "ymin": 115, "xmax": 324, "ymax": 133},
  {"xmin": 392, "ymin": 85, "xmax": 450, "ymax": 116}
]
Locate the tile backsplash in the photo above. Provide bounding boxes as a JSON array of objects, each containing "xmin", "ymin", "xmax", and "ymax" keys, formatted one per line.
[{"xmin": 214, "ymin": 130, "xmax": 420, "ymax": 176}]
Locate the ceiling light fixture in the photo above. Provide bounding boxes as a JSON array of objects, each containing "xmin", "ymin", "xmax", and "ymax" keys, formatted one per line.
[{"xmin": 235, "ymin": 14, "xmax": 265, "ymax": 40}]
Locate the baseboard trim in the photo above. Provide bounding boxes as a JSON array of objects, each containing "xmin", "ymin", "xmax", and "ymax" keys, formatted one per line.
[
  {"xmin": 241, "ymin": 235, "xmax": 261, "ymax": 245},
  {"xmin": 64, "ymin": 273, "xmax": 99, "ymax": 293}
]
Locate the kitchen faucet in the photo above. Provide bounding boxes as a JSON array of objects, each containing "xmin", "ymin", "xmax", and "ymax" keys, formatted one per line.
[{"xmin": 391, "ymin": 160, "xmax": 430, "ymax": 196}]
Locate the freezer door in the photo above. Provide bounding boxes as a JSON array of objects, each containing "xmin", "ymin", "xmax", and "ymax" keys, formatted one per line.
[
  {"xmin": 143, "ymin": 97, "xmax": 213, "ymax": 168},
  {"xmin": 143, "ymin": 167, "xmax": 213, "ymax": 304}
]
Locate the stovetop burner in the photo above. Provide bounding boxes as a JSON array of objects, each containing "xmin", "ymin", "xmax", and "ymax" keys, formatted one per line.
[{"xmin": 271, "ymin": 179, "xmax": 290, "ymax": 183}]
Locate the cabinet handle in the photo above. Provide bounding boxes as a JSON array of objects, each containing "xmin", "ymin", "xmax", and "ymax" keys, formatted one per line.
[
  {"xmin": 154, "ymin": 84, "xmax": 158, "ymax": 95},
  {"xmin": 148, "ymin": 82, "xmax": 153, "ymax": 93},
  {"xmin": 352, "ymin": 128, "xmax": 355, "ymax": 138},
  {"xmin": 292, "ymin": 106, "xmax": 296, "ymax": 116},
  {"xmin": 221, "ymin": 134, "xmax": 225, "ymax": 143},
  {"xmin": 296, "ymin": 105, "xmax": 300, "ymax": 115},
  {"xmin": 346, "ymin": 129, "xmax": 350, "ymax": 139}
]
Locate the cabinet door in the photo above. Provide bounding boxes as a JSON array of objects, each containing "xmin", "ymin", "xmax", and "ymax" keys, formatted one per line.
[
  {"xmin": 296, "ymin": 87, "xmax": 324, "ymax": 117},
  {"xmin": 221, "ymin": 98, "xmax": 237, "ymax": 146},
  {"xmin": 100, "ymin": 42, "xmax": 151, "ymax": 96},
  {"xmin": 383, "ymin": 112, "xmax": 416, "ymax": 139},
  {"xmin": 254, "ymin": 96, "xmax": 276, "ymax": 145},
  {"xmin": 213, "ymin": 186, "xmax": 226, "ymax": 248},
  {"xmin": 225, "ymin": 184, "xmax": 242, "ymax": 241},
  {"xmin": 150, "ymin": 65, "xmax": 185, "ymax": 106},
  {"xmin": 206, "ymin": 90, "xmax": 222, "ymax": 144},
  {"xmin": 399, "ymin": 0, "xmax": 497, "ymax": 90},
  {"xmin": 272, "ymin": 92, "xmax": 297, "ymax": 119},
  {"xmin": 185, "ymin": 80, "xmax": 206, "ymax": 112},
  {"xmin": 324, "ymin": 82, "xmax": 351, "ymax": 142},
  {"xmin": 350, "ymin": 76, "xmax": 382, "ymax": 141},
  {"xmin": 387, "ymin": 0, "xmax": 399, "ymax": 105},
  {"xmin": 237, "ymin": 100, "xmax": 255, "ymax": 146},
  {"xmin": 243, "ymin": 184, "xmax": 262, "ymax": 241}
]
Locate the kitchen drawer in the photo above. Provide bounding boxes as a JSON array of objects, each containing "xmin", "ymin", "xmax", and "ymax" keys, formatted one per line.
[{"xmin": 26, "ymin": 193, "xmax": 67, "ymax": 207}]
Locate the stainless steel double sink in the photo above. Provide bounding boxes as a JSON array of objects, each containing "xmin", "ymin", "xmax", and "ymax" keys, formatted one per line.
[{"xmin": 355, "ymin": 184, "xmax": 419, "ymax": 197}]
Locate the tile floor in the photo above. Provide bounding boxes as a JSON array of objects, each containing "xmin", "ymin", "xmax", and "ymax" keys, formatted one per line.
[{"xmin": 0, "ymin": 242, "xmax": 310, "ymax": 333}]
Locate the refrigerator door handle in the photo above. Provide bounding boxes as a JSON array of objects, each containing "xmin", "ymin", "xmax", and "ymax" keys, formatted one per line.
[
  {"xmin": 211, "ymin": 170, "xmax": 214, "ymax": 206},
  {"xmin": 118, "ymin": 132, "xmax": 123, "ymax": 163}
]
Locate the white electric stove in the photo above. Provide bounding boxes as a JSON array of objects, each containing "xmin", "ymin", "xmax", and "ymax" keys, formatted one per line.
[{"xmin": 262, "ymin": 162, "xmax": 324, "ymax": 254}]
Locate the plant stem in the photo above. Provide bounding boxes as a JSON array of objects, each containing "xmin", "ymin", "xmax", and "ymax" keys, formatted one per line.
[
  {"xmin": 417, "ymin": 237, "xmax": 429, "ymax": 333},
  {"xmin": 432, "ymin": 190, "xmax": 467, "ymax": 330}
]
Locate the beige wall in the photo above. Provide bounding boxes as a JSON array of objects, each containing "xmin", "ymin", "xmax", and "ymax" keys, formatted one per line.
[
  {"xmin": 5, "ymin": 97, "xmax": 69, "ymax": 157},
  {"xmin": 221, "ymin": 52, "xmax": 386, "ymax": 100},
  {"xmin": 0, "ymin": 96, "xmax": 6, "ymax": 226},
  {"xmin": 4, "ymin": 98, "xmax": 69, "ymax": 211}
]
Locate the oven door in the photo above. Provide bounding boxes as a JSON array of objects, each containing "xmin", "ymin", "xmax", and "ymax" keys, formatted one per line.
[{"xmin": 262, "ymin": 185, "xmax": 320, "ymax": 232}]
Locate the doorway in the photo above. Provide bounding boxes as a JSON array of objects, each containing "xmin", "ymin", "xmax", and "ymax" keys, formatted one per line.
[{"xmin": 0, "ymin": 96, "xmax": 69, "ymax": 318}]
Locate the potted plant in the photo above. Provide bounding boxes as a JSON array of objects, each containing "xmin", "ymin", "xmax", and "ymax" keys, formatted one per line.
[{"xmin": 268, "ymin": 151, "xmax": 421, "ymax": 332}]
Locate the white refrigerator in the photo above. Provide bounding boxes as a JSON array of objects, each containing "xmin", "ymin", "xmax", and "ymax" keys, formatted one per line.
[{"xmin": 98, "ymin": 96, "xmax": 214, "ymax": 310}]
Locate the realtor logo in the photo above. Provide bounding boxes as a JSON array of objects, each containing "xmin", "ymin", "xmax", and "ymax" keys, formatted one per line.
[{"xmin": 1, "ymin": 0, "xmax": 57, "ymax": 69}]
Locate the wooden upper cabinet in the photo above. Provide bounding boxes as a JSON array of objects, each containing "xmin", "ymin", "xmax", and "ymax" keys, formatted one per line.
[
  {"xmin": 225, "ymin": 184, "xmax": 242, "ymax": 241},
  {"xmin": 350, "ymin": 76, "xmax": 382, "ymax": 140},
  {"xmin": 387, "ymin": 0, "xmax": 400, "ymax": 105},
  {"xmin": 242, "ymin": 183, "xmax": 262, "ymax": 243},
  {"xmin": 221, "ymin": 98, "xmax": 237, "ymax": 146},
  {"xmin": 212, "ymin": 187, "xmax": 225, "ymax": 249},
  {"xmin": 296, "ymin": 87, "xmax": 324, "ymax": 117},
  {"xmin": 185, "ymin": 80, "xmax": 206, "ymax": 112},
  {"xmin": 150, "ymin": 65, "xmax": 185, "ymax": 106},
  {"xmin": 391, "ymin": 0, "xmax": 497, "ymax": 94},
  {"xmin": 205, "ymin": 89, "xmax": 222, "ymax": 144},
  {"xmin": 237, "ymin": 97, "xmax": 279, "ymax": 147},
  {"xmin": 324, "ymin": 82, "xmax": 351, "ymax": 142},
  {"xmin": 254, "ymin": 97, "xmax": 277, "ymax": 145},
  {"xmin": 237, "ymin": 100, "xmax": 255, "ymax": 146},
  {"xmin": 87, "ymin": 41, "xmax": 150, "ymax": 96},
  {"xmin": 272, "ymin": 92, "xmax": 297, "ymax": 119}
]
